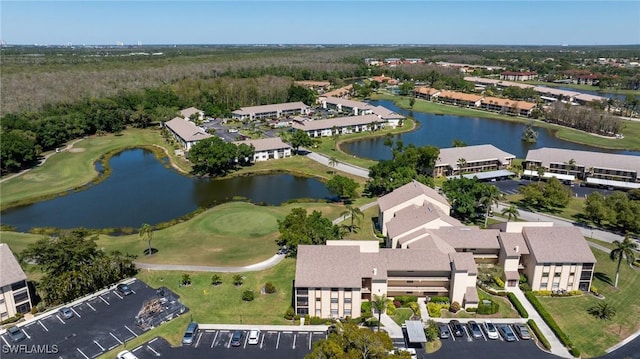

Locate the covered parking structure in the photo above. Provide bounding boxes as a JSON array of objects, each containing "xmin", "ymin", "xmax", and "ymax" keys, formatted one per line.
[
  {"xmin": 585, "ymin": 178, "xmax": 640, "ymax": 190},
  {"xmin": 404, "ymin": 320, "xmax": 427, "ymax": 344},
  {"xmin": 447, "ymin": 169, "xmax": 515, "ymax": 182},
  {"xmin": 523, "ymin": 170, "xmax": 575, "ymax": 183}
]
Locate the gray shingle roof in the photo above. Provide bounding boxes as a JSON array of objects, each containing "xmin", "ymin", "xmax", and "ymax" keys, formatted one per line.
[
  {"xmin": 427, "ymin": 227, "xmax": 501, "ymax": 250},
  {"xmin": 233, "ymin": 102, "xmax": 309, "ymax": 116},
  {"xmin": 498, "ymin": 232, "xmax": 530, "ymax": 256},
  {"xmin": 436, "ymin": 144, "xmax": 515, "ymax": 168},
  {"xmin": 295, "ymin": 245, "xmax": 363, "ymax": 287},
  {"xmin": 523, "ymin": 226, "xmax": 596, "ymax": 263},
  {"xmin": 292, "ymin": 114, "xmax": 381, "ymax": 131},
  {"xmin": 386, "ymin": 204, "xmax": 449, "ymax": 238},
  {"xmin": 0, "ymin": 244, "xmax": 27, "ymax": 287},
  {"xmin": 164, "ymin": 117, "xmax": 211, "ymax": 142},
  {"xmin": 526, "ymin": 147, "xmax": 640, "ymax": 174},
  {"xmin": 233, "ymin": 137, "xmax": 291, "ymax": 152},
  {"xmin": 449, "ymin": 252, "xmax": 477, "ymax": 274},
  {"xmin": 179, "ymin": 107, "xmax": 203, "ymax": 119},
  {"xmin": 378, "ymin": 180, "xmax": 450, "ymax": 212}
]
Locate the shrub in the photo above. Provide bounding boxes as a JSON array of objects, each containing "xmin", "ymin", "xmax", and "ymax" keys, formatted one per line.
[
  {"xmin": 507, "ymin": 293, "xmax": 529, "ymax": 318},
  {"xmin": 242, "ymin": 290, "xmax": 255, "ymax": 301},
  {"xmin": 429, "ymin": 296, "xmax": 450, "ymax": 304},
  {"xmin": 568, "ymin": 290, "xmax": 582, "ymax": 296},
  {"xmin": 307, "ymin": 316, "xmax": 327, "ymax": 325},
  {"xmin": 519, "ymin": 282, "xmax": 532, "ymax": 292},
  {"xmin": 393, "ymin": 300, "xmax": 402, "ymax": 308},
  {"xmin": 394, "ymin": 295, "xmax": 418, "ymax": 305},
  {"xmin": 519, "ymin": 274, "xmax": 528, "ymax": 284},
  {"xmin": 525, "ymin": 291, "xmax": 578, "ymax": 356},
  {"xmin": 361, "ymin": 301, "xmax": 372, "ymax": 318},
  {"xmin": 233, "ymin": 274, "xmax": 244, "ymax": 286},
  {"xmin": 590, "ymin": 285, "xmax": 599, "ymax": 295},
  {"xmin": 527, "ymin": 319, "xmax": 551, "ymax": 350},
  {"xmin": 386, "ymin": 301, "xmax": 396, "ymax": 316},
  {"xmin": 181, "ymin": 273, "xmax": 191, "ymax": 286},
  {"xmin": 477, "ymin": 300, "xmax": 499, "ymax": 315},
  {"xmin": 492, "ymin": 275, "xmax": 505, "ymax": 289},
  {"xmin": 211, "ymin": 274, "xmax": 222, "ymax": 286},
  {"xmin": 466, "ymin": 307, "xmax": 477, "ymax": 312},
  {"xmin": 427, "ymin": 303, "xmax": 448, "ymax": 317},
  {"xmin": 407, "ymin": 302, "xmax": 421, "ymax": 316},
  {"xmin": 449, "ymin": 301, "xmax": 461, "ymax": 313},
  {"xmin": 533, "ymin": 290, "xmax": 552, "ymax": 296},
  {"xmin": 0, "ymin": 313, "xmax": 23, "ymax": 325},
  {"xmin": 264, "ymin": 282, "xmax": 276, "ymax": 294},
  {"xmin": 30, "ymin": 306, "xmax": 39, "ymax": 315},
  {"xmin": 284, "ymin": 307, "xmax": 295, "ymax": 320}
]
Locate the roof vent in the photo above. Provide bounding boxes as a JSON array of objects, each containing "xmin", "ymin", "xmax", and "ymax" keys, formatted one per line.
[
  {"xmin": 373, "ymin": 268, "xmax": 377, "ymax": 276},
  {"xmin": 515, "ymin": 246, "xmax": 519, "ymax": 253}
]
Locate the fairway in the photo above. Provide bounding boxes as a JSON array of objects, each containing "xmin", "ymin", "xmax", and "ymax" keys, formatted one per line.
[{"xmin": 199, "ymin": 206, "xmax": 279, "ymax": 237}]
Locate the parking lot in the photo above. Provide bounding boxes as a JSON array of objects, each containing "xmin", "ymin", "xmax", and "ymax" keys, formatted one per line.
[
  {"xmin": 494, "ymin": 178, "xmax": 616, "ymax": 198},
  {"xmin": 130, "ymin": 329, "xmax": 326, "ymax": 359},
  {"xmin": 0, "ymin": 280, "xmax": 186, "ymax": 359}
]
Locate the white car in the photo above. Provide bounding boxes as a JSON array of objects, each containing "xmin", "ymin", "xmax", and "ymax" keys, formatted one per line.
[
  {"xmin": 248, "ymin": 329, "xmax": 260, "ymax": 345},
  {"xmin": 484, "ymin": 320, "xmax": 500, "ymax": 340},
  {"xmin": 394, "ymin": 347, "xmax": 417, "ymax": 359},
  {"xmin": 116, "ymin": 350, "xmax": 139, "ymax": 359}
]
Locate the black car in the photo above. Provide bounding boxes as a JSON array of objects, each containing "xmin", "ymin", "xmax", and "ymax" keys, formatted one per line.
[
  {"xmin": 7, "ymin": 326, "xmax": 26, "ymax": 343},
  {"xmin": 438, "ymin": 323, "xmax": 451, "ymax": 339},
  {"xmin": 116, "ymin": 283, "xmax": 133, "ymax": 296},
  {"xmin": 467, "ymin": 320, "xmax": 483, "ymax": 339},
  {"xmin": 449, "ymin": 320, "xmax": 464, "ymax": 337},
  {"xmin": 231, "ymin": 330, "xmax": 243, "ymax": 347}
]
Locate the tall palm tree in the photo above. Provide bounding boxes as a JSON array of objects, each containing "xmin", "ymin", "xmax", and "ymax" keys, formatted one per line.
[
  {"xmin": 501, "ymin": 205, "xmax": 520, "ymax": 222},
  {"xmin": 610, "ymin": 236, "xmax": 638, "ymax": 288},
  {"xmin": 480, "ymin": 186, "xmax": 501, "ymax": 228},
  {"xmin": 536, "ymin": 166, "xmax": 545, "ymax": 182},
  {"xmin": 328, "ymin": 156, "xmax": 338, "ymax": 174},
  {"xmin": 341, "ymin": 204, "xmax": 364, "ymax": 233},
  {"xmin": 457, "ymin": 158, "xmax": 467, "ymax": 175},
  {"xmin": 139, "ymin": 223, "xmax": 154, "ymax": 256},
  {"xmin": 372, "ymin": 294, "xmax": 387, "ymax": 332}
]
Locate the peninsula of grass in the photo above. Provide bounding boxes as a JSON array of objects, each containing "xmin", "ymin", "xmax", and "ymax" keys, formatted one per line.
[
  {"xmin": 537, "ymin": 248, "xmax": 640, "ymax": 358},
  {"xmin": 373, "ymin": 93, "xmax": 640, "ymax": 151},
  {"xmin": 99, "ymin": 259, "xmax": 297, "ymax": 359}
]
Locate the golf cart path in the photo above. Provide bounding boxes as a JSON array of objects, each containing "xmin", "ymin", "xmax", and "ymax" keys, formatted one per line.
[{"xmin": 135, "ymin": 253, "xmax": 285, "ymax": 273}]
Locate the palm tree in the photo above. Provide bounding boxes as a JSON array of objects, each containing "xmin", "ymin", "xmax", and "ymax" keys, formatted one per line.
[
  {"xmin": 536, "ymin": 166, "xmax": 545, "ymax": 182},
  {"xmin": 341, "ymin": 204, "xmax": 364, "ymax": 233},
  {"xmin": 328, "ymin": 156, "xmax": 338, "ymax": 174},
  {"xmin": 139, "ymin": 223, "xmax": 154, "ymax": 256},
  {"xmin": 457, "ymin": 158, "xmax": 467, "ymax": 175},
  {"xmin": 610, "ymin": 236, "xmax": 638, "ymax": 288},
  {"xmin": 480, "ymin": 186, "xmax": 501, "ymax": 228},
  {"xmin": 588, "ymin": 301, "xmax": 616, "ymax": 320},
  {"xmin": 372, "ymin": 294, "xmax": 387, "ymax": 332},
  {"xmin": 501, "ymin": 205, "xmax": 520, "ymax": 222},
  {"xmin": 233, "ymin": 274, "xmax": 244, "ymax": 287}
]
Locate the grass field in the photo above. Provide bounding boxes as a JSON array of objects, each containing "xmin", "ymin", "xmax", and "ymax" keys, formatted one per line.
[
  {"xmin": 440, "ymin": 289, "xmax": 519, "ymax": 319},
  {"xmin": 391, "ymin": 308, "xmax": 414, "ymax": 325},
  {"xmin": 0, "ymin": 201, "xmax": 350, "ymax": 269},
  {"xmin": 538, "ymin": 248, "xmax": 640, "ymax": 358},
  {"xmin": 522, "ymin": 80, "xmax": 640, "ymax": 97},
  {"xmin": 341, "ymin": 204, "xmax": 380, "ymax": 241}
]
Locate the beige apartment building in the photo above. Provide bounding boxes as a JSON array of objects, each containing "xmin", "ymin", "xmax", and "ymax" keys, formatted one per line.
[
  {"xmin": 0, "ymin": 244, "xmax": 32, "ymax": 320},
  {"xmin": 232, "ymin": 102, "xmax": 311, "ymax": 121},
  {"xmin": 434, "ymin": 144, "xmax": 515, "ymax": 178}
]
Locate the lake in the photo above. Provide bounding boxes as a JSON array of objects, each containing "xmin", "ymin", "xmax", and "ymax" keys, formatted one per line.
[
  {"xmin": 0, "ymin": 149, "xmax": 333, "ymax": 231},
  {"xmin": 342, "ymin": 100, "xmax": 640, "ymax": 160}
]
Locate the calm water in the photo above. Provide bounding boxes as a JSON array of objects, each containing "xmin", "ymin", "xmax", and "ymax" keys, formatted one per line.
[
  {"xmin": 1, "ymin": 149, "xmax": 332, "ymax": 231},
  {"xmin": 342, "ymin": 100, "xmax": 640, "ymax": 160}
]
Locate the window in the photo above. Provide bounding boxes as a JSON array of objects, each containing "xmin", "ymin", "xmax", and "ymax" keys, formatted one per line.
[
  {"xmin": 315, "ymin": 309, "xmax": 321, "ymax": 316},
  {"xmin": 542, "ymin": 272, "xmax": 549, "ymax": 278},
  {"xmin": 552, "ymin": 282, "xmax": 559, "ymax": 289},
  {"xmin": 13, "ymin": 290, "xmax": 29, "ymax": 303},
  {"xmin": 554, "ymin": 272, "xmax": 561, "ymax": 277},
  {"xmin": 540, "ymin": 281, "xmax": 548, "ymax": 289},
  {"xmin": 331, "ymin": 309, "xmax": 338, "ymax": 316},
  {"xmin": 316, "ymin": 297, "xmax": 321, "ymax": 302},
  {"xmin": 11, "ymin": 281, "xmax": 26, "ymax": 291},
  {"xmin": 1, "ymin": 312, "xmax": 7, "ymax": 318},
  {"xmin": 331, "ymin": 298, "xmax": 338, "ymax": 304},
  {"xmin": 344, "ymin": 298, "xmax": 351, "ymax": 304},
  {"xmin": 344, "ymin": 309, "xmax": 351, "ymax": 316}
]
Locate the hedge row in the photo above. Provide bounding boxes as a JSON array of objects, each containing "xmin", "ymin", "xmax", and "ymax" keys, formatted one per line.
[
  {"xmin": 527, "ymin": 319, "xmax": 551, "ymax": 350},
  {"xmin": 394, "ymin": 295, "xmax": 418, "ymax": 305},
  {"xmin": 525, "ymin": 291, "xmax": 580, "ymax": 357},
  {"xmin": 507, "ymin": 293, "xmax": 529, "ymax": 318},
  {"xmin": 428, "ymin": 296, "xmax": 450, "ymax": 303}
]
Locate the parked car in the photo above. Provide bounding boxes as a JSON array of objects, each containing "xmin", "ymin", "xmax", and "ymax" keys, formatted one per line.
[
  {"xmin": 231, "ymin": 330, "xmax": 243, "ymax": 347},
  {"xmin": 498, "ymin": 324, "xmax": 517, "ymax": 342},
  {"xmin": 467, "ymin": 320, "xmax": 483, "ymax": 339},
  {"xmin": 513, "ymin": 323, "xmax": 531, "ymax": 340},
  {"xmin": 116, "ymin": 350, "xmax": 139, "ymax": 359},
  {"xmin": 182, "ymin": 322, "xmax": 199, "ymax": 345},
  {"xmin": 7, "ymin": 326, "xmax": 26, "ymax": 343},
  {"xmin": 438, "ymin": 323, "xmax": 451, "ymax": 339},
  {"xmin": 116, "ymin": 283, "xmax": 133, "ymax": 296},
  {"xmin": 59, "ymin": 306, "xmax": 74, "ymax": 319},
  {"xmin": 483, "ymin": 320, "xmax": 499, "ymax": 340},
  {"xmin": 449, "ymin": 320, "xmax": 464, "ymax": 337},
  {"xmin": 248, "ymin": 329, "xmax": 260, "ymax": 345}
]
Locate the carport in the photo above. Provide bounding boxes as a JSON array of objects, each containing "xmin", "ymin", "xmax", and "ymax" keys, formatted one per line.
[
  {"xmin": 586, "ymin": 178, "xmax": 640, "ymax": 190},
  {"xmin": 523, "ymin": 170, "xmax": 575, "ymax": 182},
  {"xmin": 404, "ymin": 320, "xmax": 427, "ymax": 344},
  {"xmin": 447, "ymin": 169, "xmax": 515, "ymax": 181}
]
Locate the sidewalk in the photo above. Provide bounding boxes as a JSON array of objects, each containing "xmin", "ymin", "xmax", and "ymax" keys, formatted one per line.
[
  {"xmin": 303, "ymin": 150, "xmax": 370, "ymax": 179},
  {"xmin": 506, "ymin": 287, "xmax": 573, "ymax": 358},
  {"xmin": 135, "ymin": 254, "xmax": 284, "ymax": 273},
  {"xmin": 379, "ymin": 313, "xmax": 404, "ymax": 338}
]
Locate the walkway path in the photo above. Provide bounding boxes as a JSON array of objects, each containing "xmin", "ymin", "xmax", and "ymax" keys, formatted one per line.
[
  {"xmin": 135, "ymin": 253, "xmax": 284, "ymax": 273},
  {"xmin": 332, "ymin": 201, "xmax": 378, "ymax": 225},
  {"xmin": 303, "ymin": 149, "xmax": 370, "ymax": 179},
  {"xmin": 0, "ymin": 138, "xmax": 85, "ymax": 183},
  {"xmin": 379, "ymin": 313, "xmax": 404, "ymax": 339},
  {"xmin": 506, "ymin": 287, "xmax": 573, "ymax": 358}
]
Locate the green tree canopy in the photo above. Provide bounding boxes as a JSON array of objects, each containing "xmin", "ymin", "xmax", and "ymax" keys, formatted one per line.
[
  {"xmin": 277, "ymin": 208, "xmax": 342, "ymax": 257},
  {"xmin": 327, "ymin": 175, "xmax": 359, "ymax": 202},
  {"xmin": 305, "ymin": 323, "xmax": 400, "ymax": 359},
  {"xmin": 441, "ymin": 177, "xmax": 500, "ymax": 224},
  {"xmin": 288, "ymin": 130, "xmax": 315, "ymax": 154},
  {"xmin": 287, "ymin": 85, "xmax": 317, "ymax": 106},
  {"xmin": 188, "ymin": 136, "xmax": 252, "ymax": 176}
]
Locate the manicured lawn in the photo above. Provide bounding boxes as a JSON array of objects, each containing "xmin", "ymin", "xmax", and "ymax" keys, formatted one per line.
[
  {"xmin": 523, "ymin": 80, "xmax": 640, "ymax": 96},
  {"xmin": 342, "ymin": 204, "xmax": 380, "ymax": 241},
  {"xmin": 538, "ymin": 248, "xmax": 640, "ymax": 358},
  {"xmin": 0, "ymin": 201, "xmax": 350, "ymax": 268},
  {"xmin": 0, "ymin": 128, "xmax": 189, "ymax": 209},
  {"xmin": 391, "ymin": 308, "xmax": 414, "ymax": 325},
  {"xmin": 440, "ymin": 289, "xmax": 519, "ymax": 319}
]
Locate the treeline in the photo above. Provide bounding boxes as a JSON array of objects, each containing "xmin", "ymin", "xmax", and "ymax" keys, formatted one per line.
[
  {"xmin": 584, "ymin": 190, "xmax": 640, "ymax": 234},
  {"xmin": 0, "ymin": 76, "xmax": 297, "ymax": 174},
  {"xmin": 545, "ymin": 102, "xmax": 622, "ymax": 136}
]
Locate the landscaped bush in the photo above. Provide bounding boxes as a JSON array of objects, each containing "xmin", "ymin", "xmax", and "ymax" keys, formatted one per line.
[
  {"xmin": 264, "ymin": 282, "xmax": 276, "ymax": 294},
  {"xmin": 477, "ymin": 299, "xmax": 499, "ymax": 315},
  {"xmin": 525, "ymin": 291, "xmax": 579, "ymax": 357},
  {"xmin": 449, "ymin": 301, "xmax": 461, "ymax": 313},
  {"xmin": 568, "ymin": 290, "xmax": 582, "ymax": 296},
  {"xmin": 361, "ymin": 301, "xmax": 372, "ymax": 318},
  {"xmin": 428, "ymin": 296, "xmax": 450, "ymax": 304},
  {"xmin": 386, "ymin": 301, "xmax": 396, "ymax": 316},
  {"xmin": 393, "ymin": 300, "xmax": 402, "ymax": 308},
  {"xmin": 533, "ymin": 290, "xmax": 553, "ymax": 296},
  {"xmin": 407, "ymin": 302, "xmax": 421, "ymax": 316},
  {"xmin": 519, "ymin": 282, "xmax": 532, "ymax": 292},
  {"xmin": 527, "ymin": 319, "xmax": 551, "ymax": 350},
  {"xmin": 242, "ymin": 290, "xmax": 255, "ymax": 301},
  {"xmin": 0, "ymin": 313, "xmax": 23, "ymax": 325},
  {"xmin": 363, "ymin": 318, "xmax": 379, "ymax": 328},
  {"xmin": 211, "ymin": 274, "xmax": 222, "ymax": 286},
  {"xmin": 181, "ymin": 273, "xmax": 191, "ymax": 286},
  {"xmin": 507, "ymin": 293, "xmax": 529, "ymax": 318},
  {"xmin": 427, "ymin": 303, "xmax": 448, "ymax": 317},
  {"xmin": 233, "ymin": 274, "xmax": 244, "ymax": 287},
  {"xmin": 519, "ymin": 274, "xmax": 528, "ymax": 284},
  {"xmin": 466, "ymin": 307, "xmax": 477, "ymax": 312},
  {"xmin": 590, "ymin": 285, "xmax": 599, "ymax": 295},
  {"xmin": 394, "ymin": 295, "xmax": 418, "ymax": 305},
  {"xmin": 284, "ymin": 307, "xmax": 295, "ymax": 320},
  {"xmin": 492, "ymin": 275, "xmax": 505, "ymax": 289},
  {"xmin": 306, "ymin": 316, "xmax": 328, "ymax": 325}
]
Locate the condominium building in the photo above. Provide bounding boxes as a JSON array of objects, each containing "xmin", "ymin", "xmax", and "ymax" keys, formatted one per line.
[
  {"xmin": 163, "ymin": 117, "xmax": 212, "ymax": 151},
  {"xmin": 232, "ymin": 102, "xmax": 311, "ymax": 121},
  {"xmin": 292, "ymin": 114, "xmax": 386, "ymax": 138},
  {"xmin": 179, "ymin": 107, "xmax": 204, "ymax": 122},
  {"xmin": 434, "ymin": 144, "xmax": 516, "ymax": 178},
  {"xmin": 500, "ymin": 71, "xmax": 537, "ymax": 81},
  {"xmin": 0, "ymin": 244, "xmax": 32, "ymax": 320},
  {"xmin": 233, "ymin": 137, "xmax": 292, "ymax": 161}
]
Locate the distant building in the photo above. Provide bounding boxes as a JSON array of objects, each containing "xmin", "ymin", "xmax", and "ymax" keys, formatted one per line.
[
  {"xmin": 434, "ymin": 90, "xmax": 483, "ymax": 108},
  {"xmin": 233, "ymin": 137, "xmax": 292, "ymax": 162},
  {"xmin": 232, "ymin": 102, "xmax": 311, "ymax": 121},
  {"xmin": 179, "ymin": 107, "xmax": 204, "ymax": 122},
  {"xmin": 164, "ymin": 117, "xmax": 211, "ymax": 151},
  {"xmin": 480, "ymin": 96, "xmax": 537, "ymax": 117},
  {"xmin": 0, "ymin": 244, "xmax": 32, "ymax": 319},
  {"xmin": 292, "ymin": 114, "xmax": 385, "ymax": 138},
  {"xmin": 413, "ymin": 87, "xmax": 440, "ymax": 101},
  {"xmin": 500, "ymin": 71, "xmax": 537, "ymax": 81}
]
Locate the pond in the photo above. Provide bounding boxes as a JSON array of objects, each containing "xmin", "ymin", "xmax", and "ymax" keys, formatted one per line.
[
  {"xmin": 341, "ymin": 100, "xmax": 640, "ymax": 160},
  {"xmin": 0, "ymin": 149, "xmax": 333, "ymax": 232}
]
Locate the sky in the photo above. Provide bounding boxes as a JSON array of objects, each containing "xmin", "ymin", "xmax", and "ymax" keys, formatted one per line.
[{"xmin": 1, "ymin": 1, "xmax": 639, "ymax": 46}]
